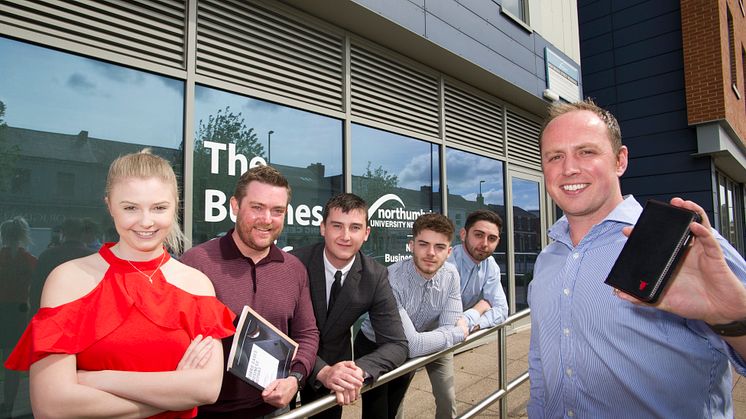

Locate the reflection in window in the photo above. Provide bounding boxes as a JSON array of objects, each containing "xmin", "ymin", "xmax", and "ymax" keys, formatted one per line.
[
  {"xmin": 445, "ymin": 147, "xmax": 507, "ymax": 300},
  {"xmin": 351, "ymin": 124, "xmax": 440, "ymax": 264},
  {"xmin": 502, "ymin": 0, "xmax": 528, "ymax": 23},
  {"xmin": 511, "ymin": 177, "xmax": 541, "ymax": 310},
  {"xmin": 192, "ymin": 85, "xmax": 343, "ymax": 249},
  {"xmin": 9, "ymin": 169, "xmax": 31, "ymax": 195},
  {"xmin": 56, "ymin": 172, "xmax": 75, "ymax": 197},
  {"xmin": 0, "ymin": 36, "xmax": 183, "ymax": 418},
  {"xmin": 717, "ymin": 171, "xmax": 743, "ymax": 252}
]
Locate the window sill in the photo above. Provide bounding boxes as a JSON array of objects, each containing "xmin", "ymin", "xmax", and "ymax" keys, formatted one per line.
[{"xmin": 733, "ymin": 83, "xmax": 742, "ymax": 100}]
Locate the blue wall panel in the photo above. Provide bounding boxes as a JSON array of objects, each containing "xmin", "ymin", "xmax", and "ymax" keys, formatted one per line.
[
  {"xmin": 578, "ymin": 0, "xmax": 612, "ymax": 24},
  {"xmin": 580, "ymin": 15, "xmax": 612, "ymax": 41},
  {"xmin": 352, "ymin": 0, "xmax": 578, "ymax": 102},
  {"xmin": 613, "ymin": 11, "xmax": 680, "ymax": 47},
  {"xmin": 615, "ymin": 70, "xmax": 685, "ymax": 102},
  {"xmin": 622, "ymin": 129, "xmax": 698, "ymax": 157},
  {"xmin": 614, "ymin": 51, "xmax": 683, "ymax": 84},
  {"xmin": 578, "ymin": 0, "xmax": 714, "ymax": 212},
  {"xmin": 611, "ymin": 0, "xmax": 680, "ymax": 28},
  {"xmin": 615, "ymin": 91, "xmax": 686, "ymax": 121},
  {"xmin": 613, "ymin": 31, "xmax": 683, "ymax": 65}
]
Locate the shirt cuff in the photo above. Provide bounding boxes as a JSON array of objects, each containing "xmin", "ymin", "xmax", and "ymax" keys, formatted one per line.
[{"xmin": 463, "ymin": 308, "xmax": 480, "ymax": 328}]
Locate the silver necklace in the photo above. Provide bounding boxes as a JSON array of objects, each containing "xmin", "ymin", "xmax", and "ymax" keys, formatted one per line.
[{"xmin": 126, "ymin": 252, "xmax": 167, "ymax": 284}]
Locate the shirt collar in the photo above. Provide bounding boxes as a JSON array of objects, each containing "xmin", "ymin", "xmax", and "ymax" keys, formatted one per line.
[
  {"xmin": 452, "ymin": 244, "xmax": 478, "ymax": 269},
  {"xmin": 322, "ymin": 249, "xmax": 355, "ymax": 280},
  {"xmin": 548, "ymin": 195, "xmax": 642, "ymax": 243},
  {"xmin": 406, "ymin": 258, "xmax": 442, "ymax": 290},
  {"xmin": 218, "ymin": 228, "xmax": 285, "ymax": 265}
]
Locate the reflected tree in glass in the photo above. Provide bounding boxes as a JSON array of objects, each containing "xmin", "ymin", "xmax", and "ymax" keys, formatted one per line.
[
  {"xmin": 351, "ymin": 124, "xmax": 440, "ymax": 263},
  {"xmin": 359, "ymin": 162, "xmax": 399, "ymax": 204},
  {"xmin": 0, "ymin": 100, "xmax": 21, "ymax": 193},
  {"xmin": 187, "ymin": 106, "xmax": 266, "ymax": 242}
]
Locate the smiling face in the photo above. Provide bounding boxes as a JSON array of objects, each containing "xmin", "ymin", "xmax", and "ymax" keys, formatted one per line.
[
  {"xmin": 320, "ymin": 207, "xmax": 370, "ymax": 269},
  {"xmin": 230, "ymin": 180, "xmax": 288, "ymax": 261},
  {"xmin": 460, "ymin": 220, "xmax": 500, "ymax": 263},
  {"xmin": 106, "ymin": 177, "xmax": 174, "ymax": 259},
  {"xmin": 541, "ymin": 110, "xmax": 628, "ymax": 230},
  {"xmin": 410, "ymin": 229, "xmax": 452, "ymax": 279}
]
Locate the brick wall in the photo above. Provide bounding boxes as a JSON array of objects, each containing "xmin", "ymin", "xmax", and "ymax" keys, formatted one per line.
[{"xmin": 682, "ymin": 0, "xmax": 746, "ymax": 141}]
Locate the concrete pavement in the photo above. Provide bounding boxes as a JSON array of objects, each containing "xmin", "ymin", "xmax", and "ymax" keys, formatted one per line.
[
  {"xmin": 340, "ymin": 325, "xmax": 746, "ymax": 418},
  {"xmin": 341, "ymin": 327, "xmax": 531, "ymax": 418}
]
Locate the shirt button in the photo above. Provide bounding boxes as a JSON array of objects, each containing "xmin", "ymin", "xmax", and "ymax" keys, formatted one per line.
[
  {"xmin": 567, "ymin": 410, "xmax": 575, "ymax": 417},
  {"xmin": 563, "ymin": 328, "xmax": 570, "ymax": 336},
  {"xmin": 572, "ymin": 252, "xmax": 579, "ymax": 259},
  {"xmin": 563, "ymin": 288, "xmax": 570, "ymax": 296},
  {"xmin": 565, "ymin": 368, "xmax": 573, "ymax": 377}
]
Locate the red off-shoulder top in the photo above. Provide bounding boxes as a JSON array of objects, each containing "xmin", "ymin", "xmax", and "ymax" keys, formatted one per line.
[{"xmin": 5, "ymin": 243, "xmax": 236, "ymax": 418}]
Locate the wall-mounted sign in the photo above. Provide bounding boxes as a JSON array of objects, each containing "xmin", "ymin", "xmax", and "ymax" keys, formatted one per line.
[{"xmin": 545, "ymin": 47, "xmax": 580, "ymax": 102}]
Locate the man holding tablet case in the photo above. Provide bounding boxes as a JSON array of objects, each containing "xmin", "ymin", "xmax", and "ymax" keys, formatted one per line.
[{"xmin": 527, "ymin": 99, "xmax": 746, "ymax": 418}]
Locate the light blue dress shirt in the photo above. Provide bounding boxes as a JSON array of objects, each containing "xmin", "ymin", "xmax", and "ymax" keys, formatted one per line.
[
  {"xmin": 448, "ymin": 244, "xmax": 508, "ymax": 329},
  {"xmin": 527, "ymin": 196, "xmax": 746, "ymax": 418},
  {"xmin": 360, "ymin": 258, "xmax": 464, "ymax": 357}
]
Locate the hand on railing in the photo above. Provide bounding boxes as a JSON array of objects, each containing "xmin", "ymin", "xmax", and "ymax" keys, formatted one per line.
[{"xmin": 316, "ymin": 361, "xmax": 364, "ymax": 405}]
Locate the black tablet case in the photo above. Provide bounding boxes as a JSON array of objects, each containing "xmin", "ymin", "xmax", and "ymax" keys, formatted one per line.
[{"xmin": 604, "ymin": 200, "xmax": 700, "ymax": 303}]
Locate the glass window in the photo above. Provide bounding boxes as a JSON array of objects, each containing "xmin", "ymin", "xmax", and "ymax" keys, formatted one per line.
[
  {"xmin": 0, "ymin": 36, "xmax": 183, "ymax": 418},
  {"xmin": 502, "ymin": 0, "xmax": 528, "ymax": 23},
  {"xmin": 511, "ymin": 177, "xmax": 541, "ymax": 311},
  {"xmin": 727, "ymin": 8, "xmax": 737, "ymax": 90},
  {"xmin": 192, "ymin": 85, "xmax": 343, "ymax": 250},
  {"xmin": 716, "ymin": 171, "xmax": 744, "ymax": 252},
  {"xmin": 445, "ymin": 147, "xmax": 507, "ymax": 298},
  {"xmin": 351, "ymin": 123, "xmax": 441, "ymax": 264},
  {"xmin": 56, "ymin": 172, "xmax": 75, "ymax": 197}
]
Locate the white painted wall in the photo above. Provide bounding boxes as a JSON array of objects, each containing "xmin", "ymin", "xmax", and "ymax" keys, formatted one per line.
[{"xmin": 529, "ymin": 0, "xmax": 580, "ymax": 63}]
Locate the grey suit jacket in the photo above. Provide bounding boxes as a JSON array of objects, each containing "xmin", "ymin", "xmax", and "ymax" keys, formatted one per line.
[{"xmin": 291, "ymin": 242, "xmax": 407, "ymax": 390}]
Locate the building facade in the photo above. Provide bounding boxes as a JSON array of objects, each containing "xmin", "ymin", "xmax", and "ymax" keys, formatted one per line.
[
  {"xmin": 0, "ymin": 1, "xmax": 579, "ymax": 416},
  {"xmin": 578, "ymin": 0, "xmax": 746, "ymax": 253}
]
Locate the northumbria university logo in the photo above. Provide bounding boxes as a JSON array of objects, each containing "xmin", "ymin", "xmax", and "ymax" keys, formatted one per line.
[{"xmin": 367, "ymin": 194, "xmax": 430, "ymax": 262}]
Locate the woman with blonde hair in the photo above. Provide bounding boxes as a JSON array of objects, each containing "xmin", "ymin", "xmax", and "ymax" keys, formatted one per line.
[{"xmin": 5, "ymin": 150, "xmax": 235, "ymax": 418}]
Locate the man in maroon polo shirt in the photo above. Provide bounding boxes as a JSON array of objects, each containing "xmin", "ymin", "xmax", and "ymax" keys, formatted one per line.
[{"xmin": 181, "ymin": 165, "xmax": 319, "ymax": 418}]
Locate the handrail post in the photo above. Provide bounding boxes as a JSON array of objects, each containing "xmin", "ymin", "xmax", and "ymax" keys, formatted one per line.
[{"xmin": 498, "ymin": 324, "xmax": 508, "ymax": 419}]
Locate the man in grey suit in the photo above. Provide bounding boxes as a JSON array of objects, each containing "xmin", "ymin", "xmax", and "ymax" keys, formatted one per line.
[{"xmin": 292, "ymin": 193, "xmax": 407, "ymax": 419}]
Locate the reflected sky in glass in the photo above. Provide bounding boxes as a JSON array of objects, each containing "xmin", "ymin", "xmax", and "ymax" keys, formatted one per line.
[
  {"xmin": 351, "ymin": 123, "xmax": 439, "ymax": 191},
  {"xmin": 512, "ymin": 177, "xmax": 540, "ymax": 211},
  {"xmin": 195, "ymin": 86, "xmax": 342, "ymax": 176},
  {"xmin": 445, "ymin": 148, "xmax": 504, "ymax": 205},
  {"xmin": 0, "ymin": 37, "xmax": 183, "ymax": 148}
]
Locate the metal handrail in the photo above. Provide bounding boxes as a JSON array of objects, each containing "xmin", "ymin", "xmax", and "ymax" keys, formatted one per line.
[{"xmin": 279, "ymin": 309, "xmax": 532, "ymax": 419}]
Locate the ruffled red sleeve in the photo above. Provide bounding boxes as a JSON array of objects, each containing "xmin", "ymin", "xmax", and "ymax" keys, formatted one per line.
[
  {"xmin": 192, "ymin": 295, "xmax": 236, "ymax": 339},
  {"xmin": 4, "ymin": 274, "xmax": 134, "ymax": 370},
  {"xmin": 4, "ymin": 266, "xmax": 235, "ymax": 371}
]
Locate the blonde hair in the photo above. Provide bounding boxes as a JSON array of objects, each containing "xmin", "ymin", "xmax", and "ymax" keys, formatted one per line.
[{"xmin": 106, "ymin": 149, "xmax": 187, "ymax": 254}]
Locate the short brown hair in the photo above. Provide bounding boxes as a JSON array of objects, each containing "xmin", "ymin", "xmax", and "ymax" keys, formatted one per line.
[
  {"xmin": 412, "ymin": 213, "xmax": 454, "ymax": 242},
  {"xmin": 465, "ymin": 209, "xmax": 503, "ymax": 232},
  {"xmin": 323, "ymin": 193, "xmax": 368, "ymax": 226},
  {"xmin": 539, "ymin": 98, "xmax": 622, "ymax": 153},
  {"xmin": 233, "ymin": 165, "xmax": 292, "ymax": 204}
]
